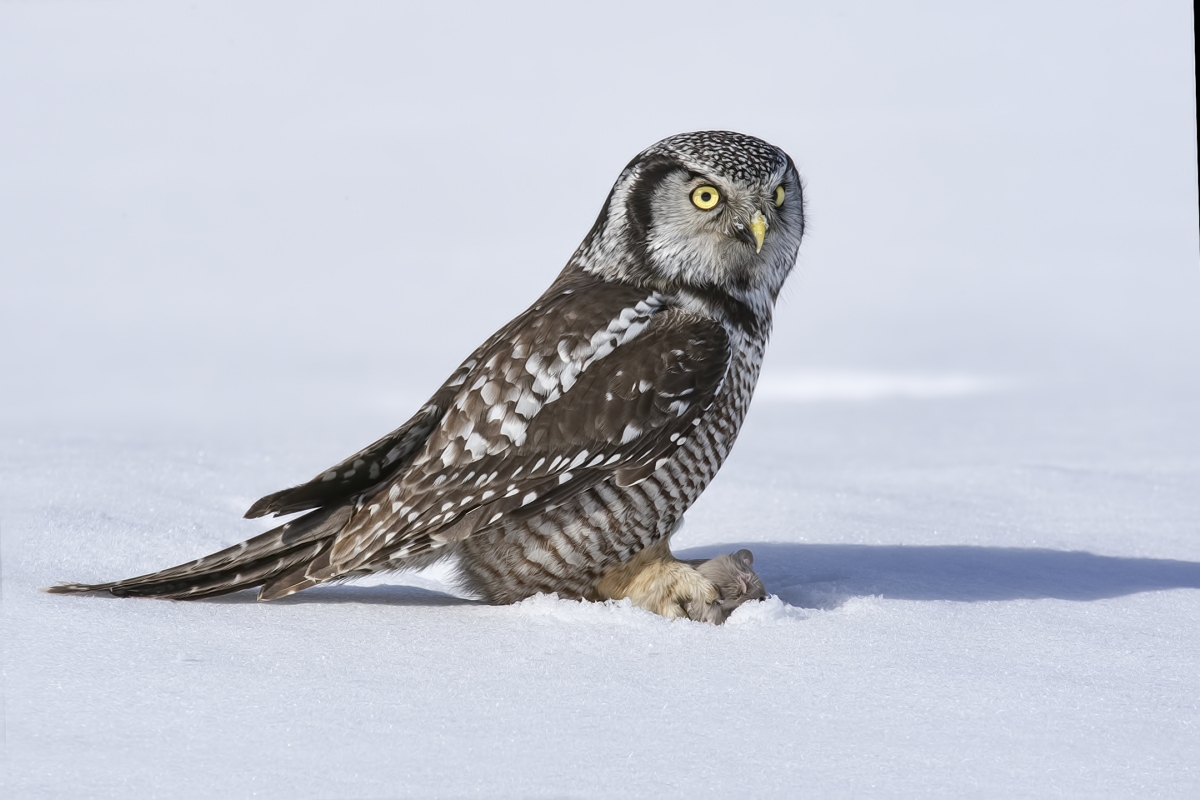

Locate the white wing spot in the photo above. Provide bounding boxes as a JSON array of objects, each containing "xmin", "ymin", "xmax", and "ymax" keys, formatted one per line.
[
  {"xmin": 500, "ymin": 413, "xmax": 528, "ymax": 445},
  {"xmin": 464, "ymin": 432, "xmax": 490, "ymax": 460},
  {"xmin": 480, "ymin": 381, "xmax": 501, "ymax": 405}
]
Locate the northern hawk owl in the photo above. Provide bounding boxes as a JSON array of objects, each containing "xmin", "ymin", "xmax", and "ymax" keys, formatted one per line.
[{"xmin": 51, "ymin": 131, "xmax": 805, "ymax": 623}]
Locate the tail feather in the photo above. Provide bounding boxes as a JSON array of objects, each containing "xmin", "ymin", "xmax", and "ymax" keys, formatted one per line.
[
  {"xmin": 257, "ymin": 545, "xmax": 337, "ymax": 601},
  {"xmin": 108, "ymin": 541, "xmax": 330, "ymax": 600},
  {"xmin": 46, "ymin": 506, "xmax": 351, "ymax": 600}
]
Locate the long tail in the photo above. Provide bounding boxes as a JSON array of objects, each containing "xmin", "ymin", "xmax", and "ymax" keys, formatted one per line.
[{"xmin": 46, "ymin": 506, "xmax": 352, "ymax": 600}]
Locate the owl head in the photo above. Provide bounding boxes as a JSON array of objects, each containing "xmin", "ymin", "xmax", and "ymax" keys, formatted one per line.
[{"xmin": 574, "ymin": 131, "xmax": 805, "ymax": 311}]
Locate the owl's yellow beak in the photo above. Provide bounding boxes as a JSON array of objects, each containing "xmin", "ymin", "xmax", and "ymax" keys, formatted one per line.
[{"xmin": 749, "ymin": 210, "xmax": 768, "ymax": 253}]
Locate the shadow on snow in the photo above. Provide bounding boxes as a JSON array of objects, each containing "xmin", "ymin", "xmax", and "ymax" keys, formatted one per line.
[{"xmin": 678, "ymin": 543, "xmax": 1200, "ymax": 609}]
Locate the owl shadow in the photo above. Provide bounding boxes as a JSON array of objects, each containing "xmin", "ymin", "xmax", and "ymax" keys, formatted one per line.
[{"xmin": 676, "ymin": 542, "xmax": 1200, "ymax": 610}]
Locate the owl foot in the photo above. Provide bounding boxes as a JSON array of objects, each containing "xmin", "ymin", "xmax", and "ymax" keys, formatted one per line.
[{"xmin": 595, "ymin": 541, "xmax": 766, "ymax": 624}]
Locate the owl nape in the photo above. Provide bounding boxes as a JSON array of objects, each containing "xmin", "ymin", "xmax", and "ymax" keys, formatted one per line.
[{"xmin": 49, "ymin": 131, "xmax": 805, "ymax": 624}]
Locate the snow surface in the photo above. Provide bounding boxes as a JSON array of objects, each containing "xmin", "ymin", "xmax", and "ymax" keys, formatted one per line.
[{"xmin": 3, "ymin": 2, "xmax": 1199, "ymax": 798}]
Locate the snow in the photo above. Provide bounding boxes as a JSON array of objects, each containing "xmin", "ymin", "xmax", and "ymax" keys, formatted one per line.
[{"xmin": 3, "ymin": 1, "xmax": 1199, "ymax": 797}]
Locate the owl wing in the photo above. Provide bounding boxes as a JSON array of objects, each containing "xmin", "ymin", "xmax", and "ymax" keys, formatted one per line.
[
  {"xmin": 242, "ymin": 279, "xmax": 648, "ymax": 521},
  {"xmin": 242, "ymin": 395, "xmax": 454, "ymax": 520},
  {"xmin": 320, "ymin": 281, "xmax": 731, "ymax": 574},
  {"xmin": 244, "ymin": 320, "xmax": 519, "ymax": 520}
]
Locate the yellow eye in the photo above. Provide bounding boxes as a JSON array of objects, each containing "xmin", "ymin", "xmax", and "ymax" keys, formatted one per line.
[
  {"xmin": 691, "ymin": 185, "xmax": 720, "ymax": 210},
  {"xmin": 774, "ymin": 186, "xmax": 785, "ymax": 207}
]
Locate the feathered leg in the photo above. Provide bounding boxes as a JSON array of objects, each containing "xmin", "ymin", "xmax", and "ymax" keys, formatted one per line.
[{"xmin": 594, "ymin": 539, "xmax": 766, "ymax": 624}]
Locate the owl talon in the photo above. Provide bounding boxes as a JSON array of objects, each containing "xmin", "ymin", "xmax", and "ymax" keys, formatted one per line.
[{"xmin": 595, "ymin": 541, "xmax": 766, "ymax": 624}]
